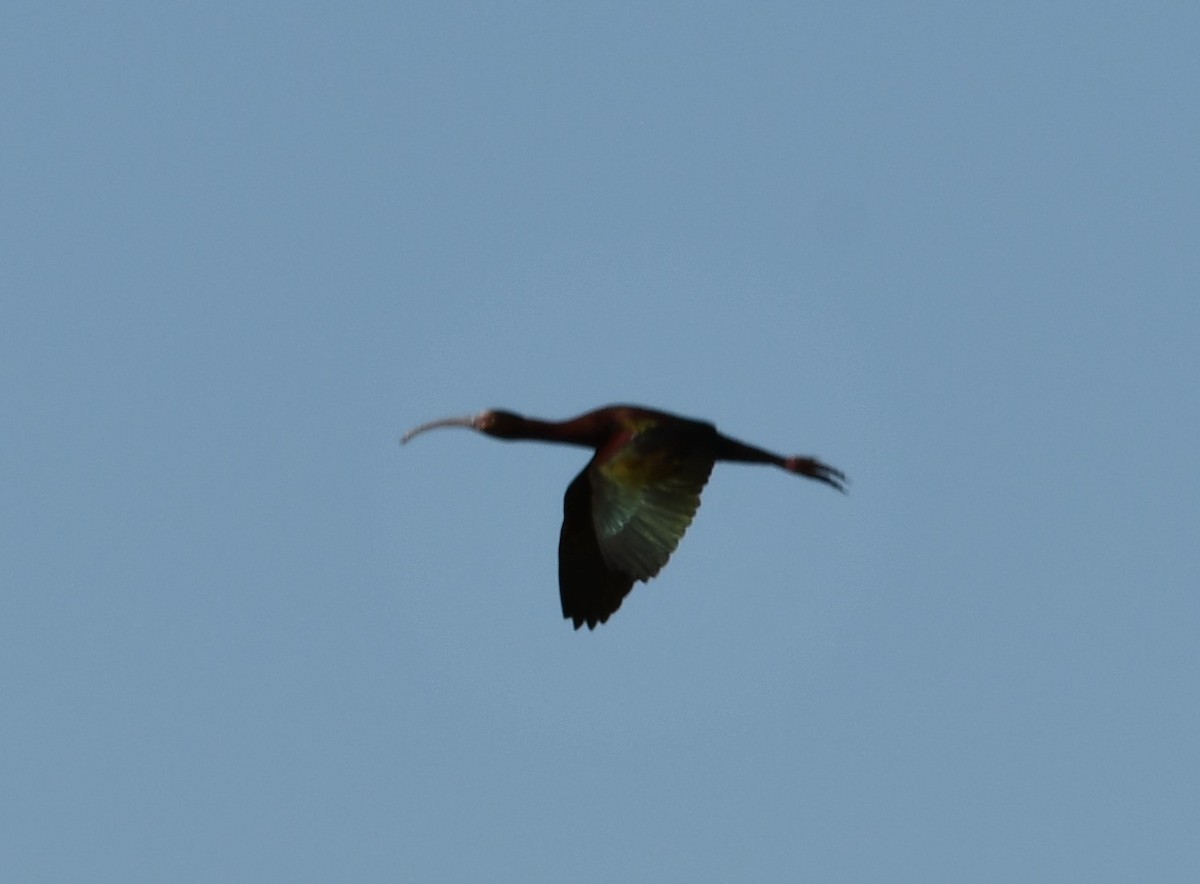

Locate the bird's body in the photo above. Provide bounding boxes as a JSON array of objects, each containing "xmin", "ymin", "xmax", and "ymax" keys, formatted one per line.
[{"xmin": 402, "ymin": 404, "xmax": 845, "ymax": 629}]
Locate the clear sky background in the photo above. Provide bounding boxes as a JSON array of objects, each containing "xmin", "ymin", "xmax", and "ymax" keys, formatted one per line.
[{"xmin": 3, "ymin": 3, "xmax": 1197, "ymax": 882}]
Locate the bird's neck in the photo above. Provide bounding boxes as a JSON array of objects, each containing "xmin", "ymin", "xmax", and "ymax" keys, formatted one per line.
[{"xmin": 502, "ymin": 413, "xmax": 612, "ymax": 448}]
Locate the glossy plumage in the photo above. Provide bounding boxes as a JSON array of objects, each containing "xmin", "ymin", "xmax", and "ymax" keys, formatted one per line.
[{"xmin": 402, "ymin": 404, "xmax": 845, "ymax": 629}]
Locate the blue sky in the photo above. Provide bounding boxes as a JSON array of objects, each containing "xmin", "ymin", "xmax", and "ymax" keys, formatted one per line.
[{"xmin": 3, "ymin": 3, "xmax": 1198, "ymax": 881}]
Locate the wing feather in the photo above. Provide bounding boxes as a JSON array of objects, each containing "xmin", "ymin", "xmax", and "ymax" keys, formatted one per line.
[
  {"xmin": 557, "ymin": 420, "xmax": 717, "ymax": 628},
  {"xmin": 558, "ymin": 467, "xmax": 635, "ymax": 629},
  {"xmin": 590, "ymin": 445, "xmax": 714, "ymax": 580}
]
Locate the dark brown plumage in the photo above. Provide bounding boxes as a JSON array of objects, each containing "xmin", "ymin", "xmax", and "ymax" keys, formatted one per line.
[{"xmin": 402, "ymin": 404, "xmax": 845, "ymax": 629}]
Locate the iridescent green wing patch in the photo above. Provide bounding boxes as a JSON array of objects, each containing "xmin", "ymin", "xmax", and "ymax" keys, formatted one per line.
[{"xmin": 588, "ymin": 425, "xmax": 716, "ymax": 581}]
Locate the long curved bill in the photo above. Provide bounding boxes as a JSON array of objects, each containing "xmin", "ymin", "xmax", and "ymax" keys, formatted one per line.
[{"xmin": 400, "ymin": 415, "xmax": 476, "ymax": 445}]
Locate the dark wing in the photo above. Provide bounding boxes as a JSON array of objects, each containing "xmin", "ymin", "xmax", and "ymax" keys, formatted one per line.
[
  {"xmin": 557, "ymin": 425, "xmax": 716, "ymax": 629},
  {"xmin": 558, "ymin": 467, "xmax": 636, "ymax": 630}
]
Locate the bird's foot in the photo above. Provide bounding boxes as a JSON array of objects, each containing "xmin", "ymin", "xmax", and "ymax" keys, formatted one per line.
[{"xmin": 785, "ymin": 457, "xmax": 848, "ymax": 492}]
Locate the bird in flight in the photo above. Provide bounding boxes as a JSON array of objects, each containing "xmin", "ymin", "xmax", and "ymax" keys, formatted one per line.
[{"xmin": 403, "ymin": 404, "xmax": 846, "ymax": 629}]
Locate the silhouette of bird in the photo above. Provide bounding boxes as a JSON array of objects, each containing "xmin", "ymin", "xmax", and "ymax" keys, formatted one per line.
[{"xmin": 402, "ymin": 404, "xmax": 846, "ymax": 630}]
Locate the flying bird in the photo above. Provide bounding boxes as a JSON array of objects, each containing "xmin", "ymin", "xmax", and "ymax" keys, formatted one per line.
[{"xmin": 402, "ymin": 404, "xmax": 846, "ymax": 630}]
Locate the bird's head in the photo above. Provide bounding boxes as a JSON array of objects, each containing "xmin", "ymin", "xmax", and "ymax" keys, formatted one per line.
[{"xmin": 472, "ymin": 409, "xmax": 527, "ymax": 439}]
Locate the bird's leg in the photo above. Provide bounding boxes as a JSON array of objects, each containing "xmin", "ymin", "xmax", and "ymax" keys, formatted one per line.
[{"xmin": 715, "ymin": 434, "xmax": 847, "ymax": 492}]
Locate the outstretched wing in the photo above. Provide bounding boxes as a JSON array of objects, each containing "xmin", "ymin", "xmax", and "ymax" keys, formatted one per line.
[{"xmin": 557, "ymin": 424, "xmax": 716, "ymax": 629}]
